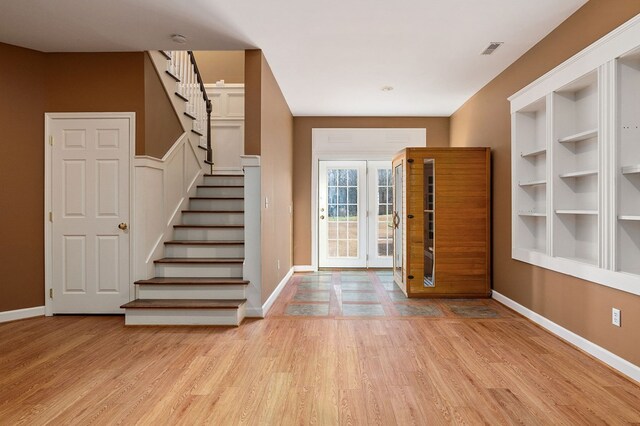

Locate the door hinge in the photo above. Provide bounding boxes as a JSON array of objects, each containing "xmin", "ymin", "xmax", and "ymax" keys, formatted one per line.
[
  {"xmin": 49, "ymin": 288, "xmax": 54, "ymax": 299},
  {"xmin": 49, "ymin": 211, "xmax": 53, "ymax": 222},
  {"xmin": 366, "ymin": 254, "xmax": 369, "ymax": 260},
  {"xmin": 49, "ymin": 135, "xmax": 53, "ymax": 146}
]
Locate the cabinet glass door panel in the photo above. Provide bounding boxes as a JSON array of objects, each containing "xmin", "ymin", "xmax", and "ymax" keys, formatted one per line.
[
  {"xmin": 424, "ymin": 159, "xmax": 435, "ymax": 287},
  {"xmin": 393, "ymin": 161, "xmax": 404, "ymax": 281}
]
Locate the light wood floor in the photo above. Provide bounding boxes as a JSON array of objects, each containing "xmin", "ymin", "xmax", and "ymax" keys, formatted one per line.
[{"xmin": 1, "ymin": 272, "xmax": 639, "ymax": 425}]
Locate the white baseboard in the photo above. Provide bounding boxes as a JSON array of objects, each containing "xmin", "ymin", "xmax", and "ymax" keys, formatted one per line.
[
  {"xmin": 492, "ymin": 291, "xmax": 640, "ymax": 384},
  {"xmin": 254, "ymin": 267, "xmax": 294, "ymax": 318},
  {"xmin": 0, "ymin": 306, "xmax": 45, "ymax": 323},
  {"xmin": 293, "ymin": 265, "xmax": 315, "ymax": 272}
]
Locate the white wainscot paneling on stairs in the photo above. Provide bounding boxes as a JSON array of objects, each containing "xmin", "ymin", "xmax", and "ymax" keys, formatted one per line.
[
  {"xmin": 123, "ymin": 51, "xmax": 256, "ymax": 326},
  {"xmin": 124, "ymin": 172, "xmax": 249, "ymax": 325}
]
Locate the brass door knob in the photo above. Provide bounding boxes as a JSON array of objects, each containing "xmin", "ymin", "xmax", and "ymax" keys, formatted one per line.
[
  {"xmin": 320, "ymin": 215, "xmax": 325, "ymax": 220},
  {"xmin": 118, "ymin": 223, "xmax": 128, "ymax": 231}
]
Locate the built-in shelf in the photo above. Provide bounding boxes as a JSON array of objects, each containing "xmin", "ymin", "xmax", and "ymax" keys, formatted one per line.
[
  {"xmin": 559, "ymin": 170, "xmax": 599, "ymax": 179},
  {"xmin": 510, "ymin": 20, "xmax": 640, "ymax": 296},
  {"xmin": 521, "ymin": 148, "xmax": 547, "ymax": 158},
  {"xmin": 621, "ymin": 164, "xmax": 640, "ymax": 175},
  {"xmin": 558, "ymin": 128, "xmax": 598, "ymax": 144},
  {"xmin": 423, "ymin": 209, "xmax": 434, "ymax": 213},
  {"xmin": 561, "ymin": 255, "xmax": 598, "ymax": 266},
  {"xmin": 555, "ymin": 209, "xmax": 598, "ymax": 215},
  {"xmin": 619, "ymin": 215, "xmax": 640, "ymax": 221},
  {"xmin": 518, "ymin": 212, "xmax": 547, "ymax": 217},
  {"xmin": 519, "ymin": 179, "xmax": 547, "ymax": 187}
]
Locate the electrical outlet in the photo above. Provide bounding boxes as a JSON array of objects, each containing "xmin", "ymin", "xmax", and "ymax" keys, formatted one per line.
[
  {"xmin": 277, "ymin": 259, "xmax": 280, "ymax": 270},
  {"xmin": 612, "ymin": 308, "xmax": 621, "ymax": 327},
  {"xmin": 265, "ymin": 196, "xmax": 269, "ymax": 209}
]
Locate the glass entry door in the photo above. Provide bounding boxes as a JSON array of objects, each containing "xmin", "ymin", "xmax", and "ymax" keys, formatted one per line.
[
  {"xmin": 318, "ymin": 160, "xmax": 393, "ymax": 268},
  {"xmin": 367, "ymin": 161, "xmax": 395, "ymax": 267}
]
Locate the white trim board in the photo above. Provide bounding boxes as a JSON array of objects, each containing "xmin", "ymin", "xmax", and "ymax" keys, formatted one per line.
[
  {"xmin": 246, "ymin": 267, "xmax": 294, "ymax": 318},
  {"xmin": 310, "ymin": 128, "xmax": 427, "ymax": 271},
  {"xmin": 44, "ymin": 112, "xmax": 136, "ymax": 316},
  {"xmin": 492, "ymin": 291, "xmax": 640, "ymax": 384},
  {"xmin": 0, "ymin": 306, "xmax": 45, "ymax": 323},
  {"xmin": 509, "ymin": 14, "xmax": 640, "ymax": 110},
  {"xmin": 293, "ymin": 265, "xmax": 315, "ymax": 272}
]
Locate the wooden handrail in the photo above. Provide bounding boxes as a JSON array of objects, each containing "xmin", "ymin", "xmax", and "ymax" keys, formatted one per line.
[{"xmin": 187, "ymin": 51, "xmax": 213, "ymax": 168}]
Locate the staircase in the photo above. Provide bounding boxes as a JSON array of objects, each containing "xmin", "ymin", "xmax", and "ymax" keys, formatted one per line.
[
  {"xmin": 122, "ymin": 173, "xmax": 248, "ymax": 325},
  {"xmin": 121, "ymin": 50, "xmax": 252, "ymax": 325}
]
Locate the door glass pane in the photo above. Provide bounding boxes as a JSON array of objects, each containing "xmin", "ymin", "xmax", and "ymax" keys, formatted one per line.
[
  {"xmin": 424, "ymin": 159, "xmax": 435, "ymax": 287},
  {"xmin": 377, "ymin": 169, "xmax": 393, "ymax": 257},
  {"xmin": 394, "ymin": 164, "xmax": 403, "ymax": 275},
  {"xmin": 327, "ymin": 167, "xmax": 359, "ymax": 258}
]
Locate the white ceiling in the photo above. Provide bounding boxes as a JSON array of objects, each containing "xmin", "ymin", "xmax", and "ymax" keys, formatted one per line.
[{"xmin": 0, "ymin": 0, "xmax": 587, "ymax": 116}]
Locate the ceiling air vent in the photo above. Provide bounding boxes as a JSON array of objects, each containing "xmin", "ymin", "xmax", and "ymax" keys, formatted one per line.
[{"xmin": 481, "ymin": 42, "xmax": 503, "ymax": 55}]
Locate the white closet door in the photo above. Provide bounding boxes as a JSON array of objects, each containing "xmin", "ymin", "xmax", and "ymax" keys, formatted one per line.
[{"xmin": 50, "ymin": 116, "xmax": 131, "ymax": 313}]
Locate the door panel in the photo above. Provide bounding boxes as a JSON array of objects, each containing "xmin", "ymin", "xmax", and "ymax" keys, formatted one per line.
[
  {"xmin": 367, "ymin": 161, "xmax": 393, "ymax": 268},
  {"xmin": 51, "ymin": 117, "xmax": 130, "ymax": 313},
  {"xmin": 318, "ymin": 160, "xmax": 392, "ymax": 268},
  {"xmin": 319, "ymin": 161, "xmax": 367, "ymax": 267}
]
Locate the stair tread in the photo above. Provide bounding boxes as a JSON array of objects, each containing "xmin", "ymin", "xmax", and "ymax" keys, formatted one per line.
[
  {"xmin": 204, "ymin": 174, "xmax": 244, "ymax": 177},
  {"xmin": 121, "ymin": 299, "xmax": 246, "ymax": 310},
  {"xmin": 135, "ymin": 277, "xmax": 249, "ymax": 285},
  {"xmin": 154, "ymin": 257, "xmax": 244, "ymax": 264},
  {"xmin": 165, "ymin": 240, "xmax": 244, "ymax": 245},
  {"xmin": 182, "ymin": 210, "xmax": 244, "ymax": 213},
  {"xmin": 174, "ymin": 225, "xmax": 244, "ymax": 228}
]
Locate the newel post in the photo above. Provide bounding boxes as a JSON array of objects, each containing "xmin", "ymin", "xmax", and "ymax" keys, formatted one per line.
[{"xmin": 241, "ymin": 155, "xmax": 262, "ymax": 317}]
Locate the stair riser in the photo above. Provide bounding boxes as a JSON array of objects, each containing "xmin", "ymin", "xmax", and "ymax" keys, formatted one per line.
[
  {"xmin": 124, "ymin": 305, "xmax": 245, "ymax": 326},
  {"xmin": 165, "ymin": 245, "xmax": 244, "ymax": 258},
  {"xmin": 183, "ymin": 213, "xmax": 244, "ymax": 226},
  {"xmin": 138, "ymin": 285, "xmax": 246, "ymax": 300},
  {"xmin": 155, "ymin": 263, "xmax": 243, "ymax": 278},
  {"xmin": 197, "ymin": 187, "xmax": 244, "ymax": 197},
  {"xmin": 174, "ymin": 228, "xmax": 244, "ymax": 240},
  {"xmin": 190, "ymin": 199, "xmax": 244, "ymax": 211},
  {"xmin": 203, "ymin": 176, "xmax": 244, "ymax": 186}
]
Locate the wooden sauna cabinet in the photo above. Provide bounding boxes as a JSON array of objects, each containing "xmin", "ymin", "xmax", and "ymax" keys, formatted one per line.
[{"xmin": 392, "ymin": 147, "xmax": 491, "ymax": 298}]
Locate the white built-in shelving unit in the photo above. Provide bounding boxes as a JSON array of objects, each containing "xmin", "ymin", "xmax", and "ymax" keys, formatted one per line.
[
  {"xmin": 513, "ymin": 97, "xmax": 548, "ymax": 253},
  {"xmin": 509, "ymin": 15, "xmax": 640, "ymax": 297},
  {"xmin": 552, "ymin": 71, "xmax": 600, "ymax": 266},
  {"xmin": 617, "ymin": 48, "xmax": 640, "ymax": 275}
]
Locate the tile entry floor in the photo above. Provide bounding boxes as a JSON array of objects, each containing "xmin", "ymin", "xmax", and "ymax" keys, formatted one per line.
[{"xmin": 270, "ymin": 270, "xmax": 511, "ymax": 319}]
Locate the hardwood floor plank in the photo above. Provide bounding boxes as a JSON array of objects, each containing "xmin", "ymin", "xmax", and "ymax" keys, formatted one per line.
[{"xmin": 0, "ymin": 271, "xmax": 638, "ymax": 424}]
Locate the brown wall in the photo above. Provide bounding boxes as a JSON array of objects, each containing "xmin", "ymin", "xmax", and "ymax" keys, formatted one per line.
[
  {"xmin": 194, "ymin": 51, "xmax": 245, "ymax": 84},
  {"xmin": 143, "ymin": 53, "xmax": 183, "ymax": 159},
  {"xmin": 244, "ymin": 50, "xmax": 262, "ymax": 156},
  {"xmin": 45, "ymin": 52, "xmax": 146, "ymax": 154},
  {"xmin": 450, "ymin": 0, "xmax": 640, "ymax": 365},
  {"xmin": 1, "ymin": 46, "xmax": 149, "ymax": 313},
  {"xmin": 0, "ymin": 43, "xmax": 47, "ymax": 312},
  {"xmin": 244, "ymin": 50, "xmax": 294, "ymax": 302},
  {"xmin": 292, "ymin": 117, "xmax": 450, "ymax": 265}
]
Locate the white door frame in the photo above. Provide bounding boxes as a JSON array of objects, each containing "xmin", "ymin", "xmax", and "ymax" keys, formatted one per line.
[
  {"xmin": 44, "ymin": 112, "xmax": 136, "ymax": 316},
  {"xmin": 310, "ymin": 128, "xmax": 426, "ymax": 271}
]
